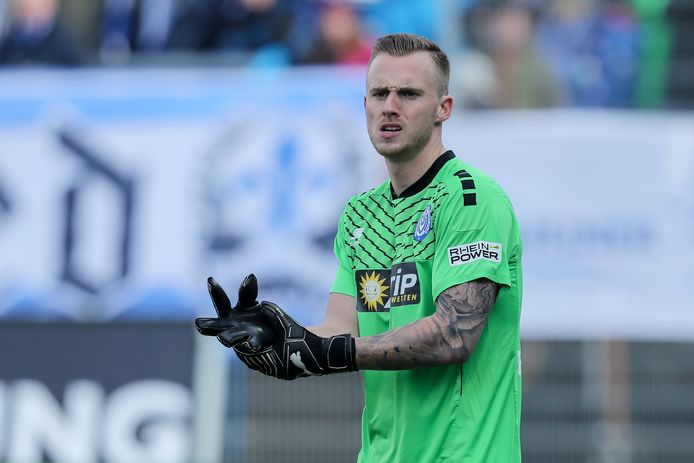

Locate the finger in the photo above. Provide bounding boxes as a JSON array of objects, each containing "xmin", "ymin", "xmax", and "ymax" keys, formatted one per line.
[
  {"xmin": 195, "ymin": 317, "xmax": 233, "ymax": 336},
  {"xmin": 208, "ymin": 277, "xmax": 233, "ymax": 317},
  {"xmin": 218, "ymin": 328, "xmax": 251, "ymax": 348},
  {"xmin": 236, "ymin": 273, "xmax": 258, "ymax": 309}
]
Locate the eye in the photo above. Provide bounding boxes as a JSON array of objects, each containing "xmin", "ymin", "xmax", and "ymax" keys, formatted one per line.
[
  {"xmin": 371, "ymin": 89, "xmax": 388, "ymax": 99},
  {"xmin": 400, "ymin": 90, "xmax": 419, "ymax": 99}
]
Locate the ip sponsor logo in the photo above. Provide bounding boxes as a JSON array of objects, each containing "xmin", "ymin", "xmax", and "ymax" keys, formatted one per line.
[
  {"xmin": 355, "ymin": 262, "xmax": 421, "ymax": 312},
  {"xmin": 389, "ymin": 262, "xmax": 420, "ymax": 307},
  {"xmin": 448, "ymin": 241, "xmax": 502, "ymax": 266}
]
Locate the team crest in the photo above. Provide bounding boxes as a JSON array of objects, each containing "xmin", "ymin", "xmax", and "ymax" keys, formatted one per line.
[{"xmin": 414, "ymin": 205, "xmax": 432, "ymax": 242}]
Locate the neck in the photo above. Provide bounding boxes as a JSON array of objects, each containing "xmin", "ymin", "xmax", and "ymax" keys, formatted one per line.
[{"xmin": 386, "ymin": 138, "xmax": 447, "ymax": 197}]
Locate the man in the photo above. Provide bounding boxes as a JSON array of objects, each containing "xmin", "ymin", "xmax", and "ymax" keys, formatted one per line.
[{"xmin": 196, "ymin": 33, "xmax": 523, "ymax": 462}]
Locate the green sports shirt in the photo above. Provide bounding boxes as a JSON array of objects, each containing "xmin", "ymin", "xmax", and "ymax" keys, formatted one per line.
[{"xmin": 330, "ymin": 151, "xmax": 523, "ymax": 462}]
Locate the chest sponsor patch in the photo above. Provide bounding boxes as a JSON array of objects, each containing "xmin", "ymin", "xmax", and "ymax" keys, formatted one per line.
[
  {"xmin": 389, "ymin": 262, "xmax": 420, "ymax": 308},
  {"xmin": 356, "ymin": 269, "xmax": 390, "ymax": 312},
  {"xmin": 448, "ymin": 241, "xmax": 502, "ymax": 266},
  {"xmin": 355, "ymin": 262, "xmax": 420, "ymax": 312}
]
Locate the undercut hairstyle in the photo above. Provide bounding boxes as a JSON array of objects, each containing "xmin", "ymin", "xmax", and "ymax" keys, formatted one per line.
[{"xmin": 369, "ymin": 33, "xmax": 450, "ymax": 97}]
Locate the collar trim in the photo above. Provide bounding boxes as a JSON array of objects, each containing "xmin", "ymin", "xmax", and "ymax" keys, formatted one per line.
[{"xmin": 391, "ymin": 150, "xmax": 455, "ymax": 200}]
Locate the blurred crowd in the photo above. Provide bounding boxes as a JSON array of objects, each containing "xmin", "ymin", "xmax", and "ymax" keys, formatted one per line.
[{"xmin": 0, "ymin": 0, "xmax": 692, "ymax": 109}]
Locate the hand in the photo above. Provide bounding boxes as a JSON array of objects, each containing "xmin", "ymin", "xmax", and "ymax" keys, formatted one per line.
[
  {"xmin": 194, "ymin": 275, "xmax": 277, "ymax": 370},
  {"xmin": 258, "ymin": 300, "xmax": 358, "ymax": 380},
  {"xmin": 195, "ymin": 275, "xmax": 358, "ymax": 380}
]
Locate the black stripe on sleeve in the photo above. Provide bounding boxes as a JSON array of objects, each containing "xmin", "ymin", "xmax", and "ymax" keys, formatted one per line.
[
  {"xmin": 460, "ymin": 179, "xmax": 475, "ymax": 190},
  {"xmin": 463, "ymin": 193, "xmax": 477, "ymax": 206}
]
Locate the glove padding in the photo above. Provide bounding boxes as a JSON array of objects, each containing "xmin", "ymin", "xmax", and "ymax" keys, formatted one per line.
[
  {"xmin": 257, "ymin": 300, "xmax": 358, "ymax": 380},
  {"xmin": 194, "ymin": 275, "xmax": 276, "ymax": 371}
]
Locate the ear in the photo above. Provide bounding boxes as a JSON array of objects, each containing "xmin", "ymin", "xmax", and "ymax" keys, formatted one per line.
[
  {"xmin": 363, "ymin": 95, "xmax": 367, "ymax": 108},
  {"xmin": 436, "ymin": 95, "xmax": 453, "ymax": 123}
]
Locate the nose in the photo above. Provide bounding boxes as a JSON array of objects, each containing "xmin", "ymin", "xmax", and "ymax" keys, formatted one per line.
[{"xmin": 382, "ymin": 92, "xmax": 399, "ymax": 117}]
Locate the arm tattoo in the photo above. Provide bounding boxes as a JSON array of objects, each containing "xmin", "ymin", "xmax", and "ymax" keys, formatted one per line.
[
  {"xmin": 355, "ymin": 279, "xmax": 498, "ymax": 370},
  {"xmin": 434, "ymin": 280, "xmax": 498, "ymax": 358}
]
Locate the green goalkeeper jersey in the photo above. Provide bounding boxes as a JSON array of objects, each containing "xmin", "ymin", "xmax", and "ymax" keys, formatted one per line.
[{"xmin": 331, "ymin": 151, "xmax": 523, "ymax": 462}]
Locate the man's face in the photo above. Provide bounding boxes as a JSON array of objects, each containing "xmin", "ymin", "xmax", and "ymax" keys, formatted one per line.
[{"xmin": 365, "ymin": 52, "xmax": 445, "ymax": 160}]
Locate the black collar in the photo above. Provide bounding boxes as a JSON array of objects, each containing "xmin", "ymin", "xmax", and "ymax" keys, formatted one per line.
[{"xmin": 390, "ymin": 150, "xmax": 456, "ymax": 200}]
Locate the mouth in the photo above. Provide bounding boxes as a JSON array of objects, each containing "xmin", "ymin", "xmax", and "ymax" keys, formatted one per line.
[{"xmin": 379, "ymin": 123, "xmax": 402, "ymax": 139}]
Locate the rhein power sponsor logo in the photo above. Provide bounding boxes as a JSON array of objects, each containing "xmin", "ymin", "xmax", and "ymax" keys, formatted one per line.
[{"xmin": 448, "ymin": 241, "xmax": 502, "ymax": 266}]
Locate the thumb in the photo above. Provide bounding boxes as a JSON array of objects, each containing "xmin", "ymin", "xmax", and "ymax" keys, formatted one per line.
[
  {"xmin": 195, "ymin": 317, "xmax": 230, "ymax": 336},
  {"xmin": 218, "ymin": 328, "xmax": 251, "ymax": 348}
]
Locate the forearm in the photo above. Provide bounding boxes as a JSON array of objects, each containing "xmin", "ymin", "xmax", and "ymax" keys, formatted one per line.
[
  {"xmin": 307, "ymin": 293, "xmax": 359, "ymax": 338},
  {"xmin": 355, "ymin": 315, "xmax": 455, "ymax": 370},
  {"xmin": 355, "ymin": 280, "xmax": 496, "ymax": 370}
]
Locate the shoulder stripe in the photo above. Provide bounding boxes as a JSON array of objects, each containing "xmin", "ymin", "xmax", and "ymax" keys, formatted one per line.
[
  {"xmin": 453, "ymin": 170, "xmax": 477, "ymax": 206},
  {"xmin": 454, "ymin": 169, "xmax": 472, "ymax": 179},
  {"xmin": 460, "ymin": 179, "xmax": 475, "ymax": 190}
]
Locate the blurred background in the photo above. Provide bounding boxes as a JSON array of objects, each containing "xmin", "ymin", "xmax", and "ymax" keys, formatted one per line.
[{"xmin": 0, "ymin": 0, "xmax": 693, "ymax": 462}]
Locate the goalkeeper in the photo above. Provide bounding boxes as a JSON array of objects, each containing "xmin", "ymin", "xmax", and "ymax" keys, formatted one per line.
[{"xmin": 196, "ymin": 33, "xmax": 523, "ymax": 463}]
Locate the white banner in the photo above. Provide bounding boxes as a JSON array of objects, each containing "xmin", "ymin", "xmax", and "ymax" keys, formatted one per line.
[{"xmin": 0, "ymin": 69, "xmax": 693, "ymax": 339}]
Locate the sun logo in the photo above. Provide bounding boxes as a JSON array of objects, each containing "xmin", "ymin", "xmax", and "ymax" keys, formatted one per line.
[{"xmin": 358, "ymin": 271, "xmax": 389, "ymax": 311}]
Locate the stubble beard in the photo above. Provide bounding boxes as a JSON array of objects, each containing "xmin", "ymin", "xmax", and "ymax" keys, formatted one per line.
[{"xmin": 371, "ymin": 124, "xmax": 435, "ymax": 163}]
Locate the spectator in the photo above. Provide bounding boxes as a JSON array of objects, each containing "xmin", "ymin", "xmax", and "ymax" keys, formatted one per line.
[
  {"xmin": 361, "ymin": 0, "xmax": 439, "ymax": 41},
  {"xmin": 489, "ymin": 3, "xmax": 564, "ymax": 108},
  {"xmin": 664, "ymin": 0, "xmax": 694, "ymax": 109},
  {"xmin": 0, "ymin": 0, "xmax": 86, "ymax": 65},
  {"xmin": 631, "ymin": 0, "xmax": 671, "ymax": 108},
  {"xmin": 99, "ymin": 0, "xmax": 178, "ymax": 60},
  {"xmin": 300, "ymin": 3, "xmax": 371, "ymax": 65},
  {"xmin": 167, "ymin": 0, "xmax": 296, "ymax": 64},
  {"xmin": 536, "ymin": 0, "xmax": 640, "ymax": 107},
  {"xmin": 470, "ymin": 2, "xmax": 564, "ymax": 108}
]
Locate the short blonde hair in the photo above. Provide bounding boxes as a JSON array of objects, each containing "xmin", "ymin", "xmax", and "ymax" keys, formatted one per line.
[{"xmin": 369, "ymin": 33, "xmax": 450, "ymax": 96}]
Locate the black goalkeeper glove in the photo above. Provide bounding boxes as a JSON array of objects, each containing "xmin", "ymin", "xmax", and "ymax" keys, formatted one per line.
[
  {"xmin": 194, "ymin": 275, "xmax": 277, "ymax": 370},
  {"xmin": 194, "ymin": 275, "xmax": 358, "ymax": 380},
  {"xmin": 255, "ymin": 300, "xmax": 358, "ymax": 380}
]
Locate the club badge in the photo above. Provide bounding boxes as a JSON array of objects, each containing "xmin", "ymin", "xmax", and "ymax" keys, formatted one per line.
[{"xmin": 414, "ymin": 204, "xmax": 432, "ymax": 242}]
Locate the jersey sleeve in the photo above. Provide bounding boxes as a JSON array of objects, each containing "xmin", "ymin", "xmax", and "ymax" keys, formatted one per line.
[
  {"xmin": 330, "ymin": 204, "xmax": 357, "ymax": 297},
  {"xmin": 432, "ymin": 183, "xmax": 515, "ymax": 300}
]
